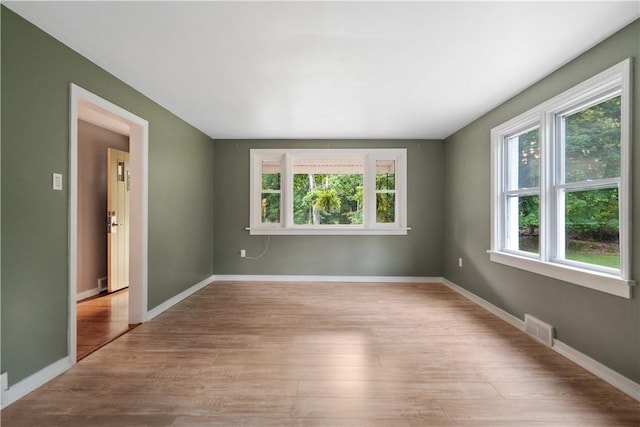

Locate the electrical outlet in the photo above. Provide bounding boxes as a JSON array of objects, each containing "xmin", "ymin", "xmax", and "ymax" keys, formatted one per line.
[
  {"xmin": 1, "ymin": 372, "xmax": 8, "ymax": 391},
  {"xmin": 240, "ymin": 249, "xmax": 246, "ymax": 258},
  {"xmin": 458, "ymin": 257, "xmax": 463, "ymax": 268}
]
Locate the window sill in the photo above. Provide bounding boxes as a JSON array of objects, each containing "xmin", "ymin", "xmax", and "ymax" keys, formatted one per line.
[
  {"xmin": 487, "ymin": 250, "xmax": 634, "ymax": 299},
  {"xmin": 248, "ymin": 227, "xmax": 410, "ymax": 236}
]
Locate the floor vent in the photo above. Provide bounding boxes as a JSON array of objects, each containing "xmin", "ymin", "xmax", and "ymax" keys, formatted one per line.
[{"xmin": 524, "ymin": 314, "xmax": 554, "ymax": 347}]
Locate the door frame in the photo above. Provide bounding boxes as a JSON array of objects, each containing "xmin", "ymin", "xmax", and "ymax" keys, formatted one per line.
[{"xmin": 69, "ymin": 83, "xmax": 149, "ymax": 362}]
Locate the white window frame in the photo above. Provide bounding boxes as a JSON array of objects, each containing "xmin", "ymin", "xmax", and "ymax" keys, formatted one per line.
[
  {"xmin": 249, "ymin": 148, "xmax": 408, "ymax": 235},
  {"xmin": 503, "ymin": 123, "xmax": 541, "ymax": 255},
  {"xmin": 489, "ymin": 59, "xmax": 634, "ymax": 298}
]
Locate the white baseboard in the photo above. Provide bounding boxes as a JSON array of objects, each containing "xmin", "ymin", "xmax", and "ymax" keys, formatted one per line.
[
  {"xmin": 4, "ymin": 274, "xmax": 637, "ymax": 410},
  {"xmin": 440, "ymin": 278, "xmax": 526, "ymax": 331},
  {"xmin": 76, "ymin": 287, "xmax": 101, "ymax": 301},
  {"xmin": 1, "ymin": 276, "xmax": 214, "ymax": 408},
  {"xmin": 552, "ymin": 340, "xmax": 640, "ymax": 400},
  {"xmin": 76, "ymin": 277, "xmax": 108, "ymax": 301},
  {"xmin": 213, "ymin": 274, "xmax": 442, "ymax": 283},
  {"xmin": 439, "ymin": 277, "xmax": 640, "ymax": 401},
  {"xmin": 145, "ymin": 275, "xmax": 215, "ymax": 321},
  {"xmin": 0, "ymin": 357, "xmax": 72, "ymax": 409}
]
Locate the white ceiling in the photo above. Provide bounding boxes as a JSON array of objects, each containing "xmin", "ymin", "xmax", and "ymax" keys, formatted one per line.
[{"xmin": 4, "ymin": 1, "xmax": 639, "ymax": 140}]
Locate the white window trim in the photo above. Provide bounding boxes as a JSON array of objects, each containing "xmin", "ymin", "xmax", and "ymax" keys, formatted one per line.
[
  {"xmin": 249, "ymin": 148, "xmax": 408, "ymax": 235},
  {"xmin": 489, "ymin": 58, "xmax": 634, "ymax": 299}
]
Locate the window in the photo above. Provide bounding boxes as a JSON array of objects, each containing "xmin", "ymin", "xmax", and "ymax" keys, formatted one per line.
[
  {"xmin": 490, "ymin": 59, "xmax": 633, "ymax": 298},
  {"xmin": 504, "ymin": 126, "xmax": 541, "ymax": 255},
  {"xmin": 250, "ymin": 149, "xmax": 407, "ymax": 235},
  {"xmin": 259, "ymin": 157, "xmax": 281, "ymax": 224}
]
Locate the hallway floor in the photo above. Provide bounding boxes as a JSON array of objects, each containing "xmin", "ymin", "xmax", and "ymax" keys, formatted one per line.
[{"xmin": 77, "ymin": 288, "xmax": 134, "ymax": 360}]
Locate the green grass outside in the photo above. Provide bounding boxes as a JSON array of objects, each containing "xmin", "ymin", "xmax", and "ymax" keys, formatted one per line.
[
  {"xmin": 519, "ymin": 236, "xmax": 620, "ymax": 269},
  {"xmin": 566, "ymin": 251, "xmax": 620, "ymax": 269}
]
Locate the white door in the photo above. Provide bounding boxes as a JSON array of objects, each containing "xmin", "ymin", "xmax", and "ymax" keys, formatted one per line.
[{"xmin": 107, "ymin": 148, "xmax": 130, "ymax": 293}]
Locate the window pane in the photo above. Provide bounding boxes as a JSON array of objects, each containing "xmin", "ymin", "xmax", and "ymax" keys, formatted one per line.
[
  {"xmin": 507, "ymin": 128, "xmax": 540, "ymax": 189},
  {"xmin": 376, "ymin": 193, "xmax": 395, "ymax": 223},
  {"xmin": 261, "ymin": 193, "xmax": 280, "ymax": 223},
  {"xmin": 564, "ymin": 96, "xmax": 621, "ymax": 183},
  {"xmin": 292, "ymin": 158, "xmax": 364, "ymax": 225},
  {"xmin": 262, "ymin": 159, "xmax": 281, "ymax": 190},
  {"xmin": 565, "ymin": 188, "xmax": 619, "ymax": 269},
  {"xmin": 376, "ymin": 160, "xmax": 395, "ymax": 190},
  {"xmin": 506, "ymin": 194, "xmax": 539, "ymax": 254}
]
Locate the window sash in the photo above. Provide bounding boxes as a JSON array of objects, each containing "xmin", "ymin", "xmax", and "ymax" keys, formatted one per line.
[
  {"xmin": 502, "ymin": 190, "xmax": 540, "ymax": 256},
  {"xmin": 551, "ymin": 90, "xmax": 622, "ymax": 273},
  {"xmin": 555, "ymin": 90, "xmax": 622, "ymax": 187},
  {"xmin": 552, "ymin": 182, "xmax": 620, "ymax": 274},
  {"xmin": 374, "ymin": 158, "xmax": 398, "ymax": 225}
]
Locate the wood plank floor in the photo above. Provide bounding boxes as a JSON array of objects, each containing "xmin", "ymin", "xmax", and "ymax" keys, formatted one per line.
[
  {"xmin": 76, "ymin": 289, "xmax": 134, "ymax": 361},
  {"xmin": 2, "ymin": 281, "xmax": 639, "ymax": 426}
]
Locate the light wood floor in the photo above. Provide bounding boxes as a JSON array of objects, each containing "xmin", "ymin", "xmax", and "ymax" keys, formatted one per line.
[
  {"xmin": 2, "ymin": 281, "xmax": 638, "ymax": 426},
  {"xmin": 76, "ymin": 289, "xmax": 134, "ymax": 361}
]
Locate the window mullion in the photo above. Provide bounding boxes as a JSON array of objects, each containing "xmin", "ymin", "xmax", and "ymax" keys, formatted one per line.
[
  {"xmin": 364, "ymin": 154, "xmax": 374, "ymax": 228},
  {"xmin": 539, "ymin": 112, "xmax": 550, "ymax": 262},
  {"xmin": 283, "ymin": 152, "xmax": 292, "ymax": 228},
  {"xmin": 553, "ymin": 113, "xmax": 564, "ymax": 262}
]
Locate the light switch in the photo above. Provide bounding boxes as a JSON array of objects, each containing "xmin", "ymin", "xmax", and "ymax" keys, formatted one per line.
[{"xmin": 52, "ymin": 173, "xmax": 63, "ymax": 190}]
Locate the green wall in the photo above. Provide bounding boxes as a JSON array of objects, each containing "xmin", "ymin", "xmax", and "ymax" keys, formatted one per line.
[
  {"xmin": 214, "ymin": 139, "xmax": 444, "ymax": 277},
  {"xmin": 1, "ymin": 7, "xmax": 214, "ymax": 385},
  {"xmin": 2, "ymin": 3, "xmax": 639, "ymax": 397},
  {"xmin": 443, "ymin": 19, "xmax": 640, "ymax": 382}
]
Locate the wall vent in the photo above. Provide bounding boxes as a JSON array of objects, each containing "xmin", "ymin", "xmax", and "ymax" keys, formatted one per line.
[{"xmin": 524, "ymin": 314, "xmax": 554, "ymax": 347}]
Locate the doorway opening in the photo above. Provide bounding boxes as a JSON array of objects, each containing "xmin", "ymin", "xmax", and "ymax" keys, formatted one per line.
[
  {"xmin": 76, "ymin": 289, "xmax": 134, "ymax": 360},
  {"xmin": 69, "ymin": 84, "xmax": 149, "ymax": 363},
  {"xmin": 75, "ymin": 119, "xmax": 131, "ymax": 359}
]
